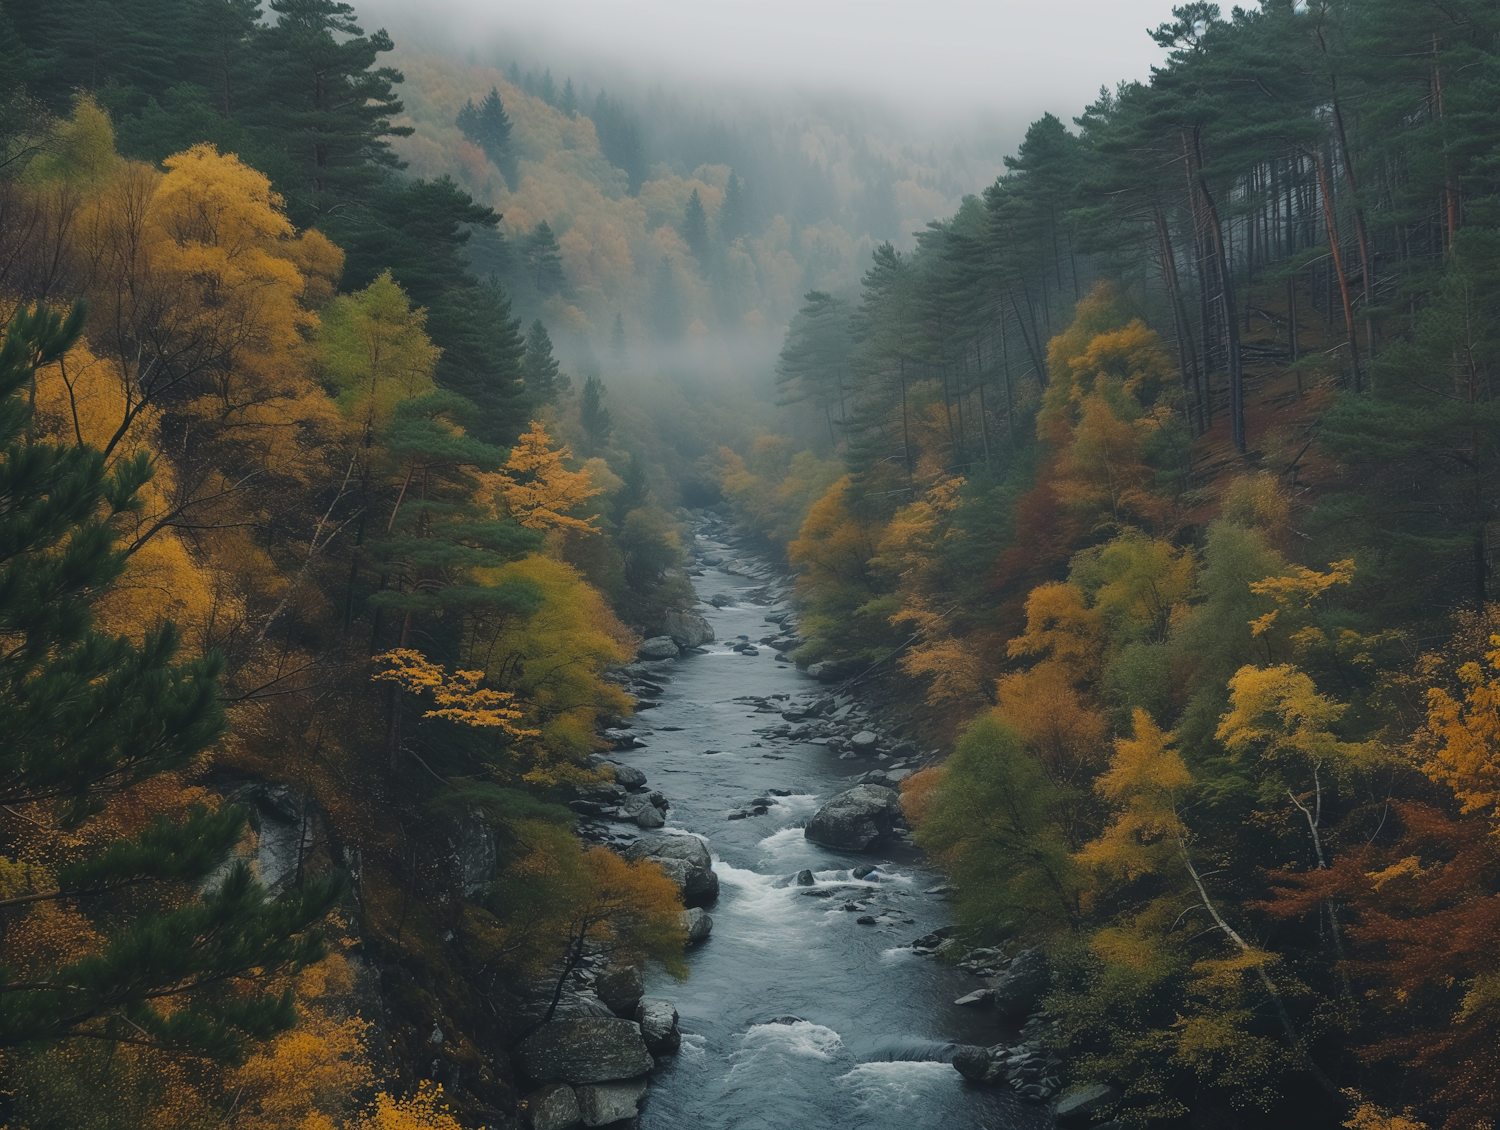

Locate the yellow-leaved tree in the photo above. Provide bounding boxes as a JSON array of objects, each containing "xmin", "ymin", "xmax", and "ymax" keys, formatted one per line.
[
  {"xmin": 481, "ymin": 420, "xmax": 601, "ymax": 531},
  {"xmin": 1417, "ymin": 635, "xmax": 1500, "ymax": 828}
]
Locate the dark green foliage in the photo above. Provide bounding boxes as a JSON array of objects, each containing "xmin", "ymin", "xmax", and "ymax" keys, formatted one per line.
[
  {"xmin": 913, "ymin": 715, "xmax": 1082, "ymax": 940},
  {"xmin": 579, "ymin": 375, "xmax": 612, "ymax": 457},
  {"xmin": 522, "ymin": 319, "xmax": 568, "ymax": 402},
  {"xmin": 525, "ymin": 221, "xmax": 565, "ymax": 295},
  {"xmin": 776, "ymin": 291, "xmax": 851, "ymax": 450},
  {"xmin": 456, "ymin": 86, "xmax": 515, "ymax": 186},
  {"xmin": 0, "ymin": 304, "xmax": 336, "ymax": 1057}
]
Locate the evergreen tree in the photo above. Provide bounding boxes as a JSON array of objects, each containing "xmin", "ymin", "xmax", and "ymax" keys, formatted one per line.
[
  {"xmin": 245, "ymin": 0, "xmax": 412, "ymax": 226},
  {"xmin": 719, "ymin": 168, "xmax": 748, "ymax": 238},
  {"xmin": 609, "ymin": 313, "xmax": 628, "ymax": 369},
  {"xmin": 522, "ymin": 318, "xmax": 568, "ymax": 402},
  {"xmin": 777, "ymin": 290, "xmax": 852, "ymax": 450},
  {"xmin": 682, "ymin": 188, "xmax": 709, "ymax": 259},
  {"xmin": 579, "ymin": 375, "xmax": 612, "ymax": 457},
  {"xmin": 526, "ymin": 221, "xmax": 565, "ymax": 294},
  {"xmin": 590, "ymin": 90, "xmax": 647, "ymax": 193},
  {"xmin": 558, "ymin": 77, "xmax": 576, "ymax": 117},
  {"xmin": 0, "ymin": 304, "xmax": 337, "ymax": 1056},
  {"xmin": 455, "ymin": 86, "xmax": 516, "ymax": 187},
  {"xmin": 537, "ymin": 68, "xmax": 555, "ymax": 106}
]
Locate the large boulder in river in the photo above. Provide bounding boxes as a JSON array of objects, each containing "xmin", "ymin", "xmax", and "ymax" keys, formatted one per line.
[
  {"xmin": 637, "ymin": 636, "xmax": 680, "ymax": 660},
  {"xmin": 519, "ymin": 1017, "xmax": 654, "ymax": 1085},
  {"xmin": 655, "ymin": 608, "xmax": 715, "ymax": 648},
  {"xmin": 803, "ymin": 784, "xmax": 902, "ymax": 851},
  {"xmin": 637, "ymin": 998, "xmax": 681, "ymax": 1055},
  {"xmin": 680, "ymin": 906, "xmax": 713, "ymax": 946},
  {"xmin": 574, "ymin": 1078, "xmax": 648, "ymax": 1127},
  {"xmin": 624, "ymin": 834, "xmax": 719, "ymax": 907},
  {"xmin": 1055, "ymin": 1083, "xmax": 1122, "ymax": 1127}
]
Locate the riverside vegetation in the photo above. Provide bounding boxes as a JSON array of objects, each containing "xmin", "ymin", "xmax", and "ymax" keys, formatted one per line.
[{"xmin": 1, "ymin": 2, "xmax": 1499, "ymax": 1130}]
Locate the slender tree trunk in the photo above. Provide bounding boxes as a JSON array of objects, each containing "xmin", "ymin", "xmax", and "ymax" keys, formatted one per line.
[
  {"xmin": 1155, "ymin": 203, "xmax": 1203, "ymax": 434},
  {"xmin": 1188, "ymin": 131, "xmax": 1246, "ymax": 452},
  {"xmin": 1310, "ymin": 149, "xmax": 1362, "ymax": 391}
]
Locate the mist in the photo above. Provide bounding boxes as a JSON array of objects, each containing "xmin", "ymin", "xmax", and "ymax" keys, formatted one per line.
[{"xmin": 360, "ymin": 0, "xmax": 1170, "ymax": 151}]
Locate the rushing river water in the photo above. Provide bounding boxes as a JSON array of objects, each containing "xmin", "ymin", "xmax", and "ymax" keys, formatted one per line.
[{"xmin": 621, "ymin": 527, "xmax": 1047, "ymax": 1130}]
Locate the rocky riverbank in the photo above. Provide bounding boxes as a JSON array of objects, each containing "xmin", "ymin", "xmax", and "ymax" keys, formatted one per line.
[{"xmin": 512, "ymin": 509, "xmax": 1115, "ymax": 1130}]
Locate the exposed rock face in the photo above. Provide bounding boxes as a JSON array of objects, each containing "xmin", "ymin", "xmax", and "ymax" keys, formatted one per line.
[
  {"xmin": 656, "ymin": 608, "xmax": 715, "ymax": 648},
  {"xmin": 803, "ymin": 784, "xmax": 902, "ymax": 851},
  {"xmin": 991, "ymin": 948, "xmax": 1051, "ymax": 1018},
  {"xmin": 574, "ymin": 1078, "xmax": 648, "ymax": 1127},
  {"xmin": 637, "ymin": 998, "xmax": 681, "ymax": 1054},
  {"xmin": 522, "ymin": 1083, "xmax": 581, "ymax": 1130},
  {"xmin": 519, "ymin": 1018, "xmax": 654, "ymax": 1085},
  {"xmin": 624, "ymin": 834, "xmax": 719, "ymax": 906},
  {"xmin": 1055, "ymin": 1083, "xmax": 1122, "ymax": 1126},
  {"xmin": 681, "ymin": 906, "xmax": 713, "ymax": 946},
  {"xmin": 637, "ymin": 636, "xmax": 680, "ymax": 660},
  {"xmin": 595, "ymin": 965, "xmax": 644, "ymax": 1018}
]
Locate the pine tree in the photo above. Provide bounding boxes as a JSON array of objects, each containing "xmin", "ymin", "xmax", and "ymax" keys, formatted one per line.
[
  {"xmin": 579, "ymin": 376, "xmax": 612, "ymax": 457},
  {"xmin": 455, "ymin": 86, "xmax": 515, "ymax": 187},
  {"xmin": 558, "ymin": 77, "xmax": 576, "ymax": 118},
  {"xmin": 776, "ymin": 290, "xmax": 851, "ymax": 449},
  {"xmin": 0, "ymin": 304, "xmax": 337, "ymax": 1056},
  {"xmin": 245, "ymin": 0, "xmax": 413, "ymax": 226},
  {"xmin": 682, "ymin": 188, "xmax": 709, "ymax": 259},
  {"xmin": 526, "ymin": 220, "xmax": 565, "ymax": 294},
  {"xmin": 719, "ymin": 168, "xmax": 748, "ymax": 238},
  {"xmin": 609, "ymin": 313, "xmax": 628, "ymax": 369},
  {"xmin": 537, "ymin": 68, "xmax": 556, "ymax": 106},
  {"xmin": 522, "ymin": 318, "xmax": 568, "ymax": 402}
]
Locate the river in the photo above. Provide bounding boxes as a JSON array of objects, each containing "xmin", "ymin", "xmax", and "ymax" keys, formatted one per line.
[{"xmin": 615, "ymin": 521, "xmax": 1046, "ymax": 1130}]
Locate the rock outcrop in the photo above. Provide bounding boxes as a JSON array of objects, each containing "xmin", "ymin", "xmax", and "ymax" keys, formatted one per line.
[
  {"xmin": 637, "ymin": 636, "xmax": 680, "ymax": 660},
  {"xmin": 624, "ymin": 834, "xmax": 719, "ymax": 906},
  {"xmin": 803, "ymin": 784, "xmax": 902, "ymax": 851},
  {"xmin": 518, "ymin": 1017, "xmax": 654, "ymax": 1085},
  {"xmin": 655, "ymin": 608, "xmax": 715, "ymax": 648}
]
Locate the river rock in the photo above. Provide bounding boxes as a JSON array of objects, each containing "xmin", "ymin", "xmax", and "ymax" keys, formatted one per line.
[
  {"xmin": 625, "ymin": 834, "xmax": 719, "ymax": 907},
  {"xmin": 595, "ymin": 965, "xmax": 644, "ymax": 1018},
  {"xmin": 991, "ymin": 948, "xmax": 1051, "ymax": 1017},
  {"xmin": 637, "ymin": 999, "xmax": 681, "ymax": 1054},
  {"xmin": 803, "ymin": 784, "xmax": 902, "ymax": 851},
  {"xmin": 954, "ymin": 989, "xmax": 993, "ymax": 1007},
  {"xmin": 519, "ymin": 1018, "xmax": 654, "ymax": 1085},
  {"xmin": 634, "ymin": 804, "xmax": 665, "ymax": 829},
  {"xmin": 708, "ymin": 593, "xmax": 733, "ymax": 607},
  {"xmin": 522, "ymin": 1083, "xmax": 581, "ymax": 1130},
  {"xmin": 850, "ymin": 730, "xmax": 879, "ymax": 750},
  {"xmin": 952, "ymin": 1045, "xmax": 994, "ymax": 1083},
  {"xmin": 681, "ymin": 906, "xmax": 713, "ymax": 946},
  {"xmin": 609, "ymin": 763, "xmax": 647, "ymax": 790},
  {"xmin": 655, "ymin": 608, "xmax": 715, "ymax": 648},
  {"xmin": 637, "ymin": 636, "xmax": 680, "ymax": 660},
  {"xmin": 1055, "ymin": 1083, "xmax": 1122, "ymax": 1126},
  {"xmin": 574, "ymin": 1078, "xmax": 648, "ymax": 1127},
  {"xmin": 795, "ymin": 868, "xmax": 816, "ymax": 885}
]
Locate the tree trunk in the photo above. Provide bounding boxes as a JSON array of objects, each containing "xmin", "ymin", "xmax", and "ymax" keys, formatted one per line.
[{"xmin": 1310, "ymin": 149, "xmax": 1362, "ymax": 391}]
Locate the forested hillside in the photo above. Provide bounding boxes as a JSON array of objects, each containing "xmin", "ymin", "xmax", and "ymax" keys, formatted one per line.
[
  {"xmin": 720, "ymin": 2, "xmax": 1500, "ymax": 1128},
  {"xmin": 2, "ymin": 0, "xmax": 1499, "ymax": 1128}
]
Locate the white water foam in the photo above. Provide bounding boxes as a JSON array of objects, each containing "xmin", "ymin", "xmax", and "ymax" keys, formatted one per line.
[
  {"xmin": 837, "ymin": 1060, "xmax": 956, "ymax": 1108},
  {"xmin": 735, "ymin": 1020, "xmax": 844, "ymax": 1065},
  {"xmin": 679, "ymin": 1032, "xmax": 708, "ymax": 1060},
  {"xmin": 754, "ymin": 825, "xmax": 811, "ymax": 863}
]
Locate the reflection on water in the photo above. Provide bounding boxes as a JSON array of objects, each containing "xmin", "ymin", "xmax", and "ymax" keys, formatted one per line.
[{"xmin": 630, "ymin": 539, "xmax": 1047, "ymax": 1130}]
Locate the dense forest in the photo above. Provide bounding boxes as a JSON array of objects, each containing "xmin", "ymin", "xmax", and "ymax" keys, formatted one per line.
[
  {"xmin": 0, "ymin": 0, "xmax": 1497, "ymax": 1129},
  {"xmin": 723, "ymin": 2, "xmax": 1500, "ymax": 1128}
]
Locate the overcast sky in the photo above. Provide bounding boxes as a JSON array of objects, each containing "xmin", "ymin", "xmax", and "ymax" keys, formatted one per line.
[{"xmin": 366, "ymin": 0, "xmax": 1173, "ymax": 126}]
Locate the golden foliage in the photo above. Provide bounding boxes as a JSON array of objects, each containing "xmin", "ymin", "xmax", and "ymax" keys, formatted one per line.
[
  {"xmin": 481, "ymin": 420, "xmax": 601, "ymax": 531},
  {"xmin": 1341, "ymin": 1094, "xmax": 1429, "ymax": 1130},
  {"xmin": 354, "ymin": 1084, "xmax": 462, "ymax": 1130},
  {"xmin": 1078, "ymin": 709, "xmax": 1192, "ymax": 880},
  {"xmin": 1418, "ymin": 636, "xmax": 1500, "ymax": 828},
  {"xmin": 373, "ymin": 649, "xmax": 540, "ymax": 739}
]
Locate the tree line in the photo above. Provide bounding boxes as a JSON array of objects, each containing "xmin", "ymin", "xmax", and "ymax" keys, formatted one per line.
[{"xmin": 728, "ymin": 3, "xmax": 1500, "ymax": 1127}]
